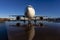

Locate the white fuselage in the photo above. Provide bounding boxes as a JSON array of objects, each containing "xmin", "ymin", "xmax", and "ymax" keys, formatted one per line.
[{"xmin": 25, "ymin": 5, "xmax": 35, "ymax": 19}]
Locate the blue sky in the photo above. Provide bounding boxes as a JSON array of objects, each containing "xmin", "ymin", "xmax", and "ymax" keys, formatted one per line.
[{"xmin": 0, "ymin": 0, "xmax": 60, "ymax": 18}]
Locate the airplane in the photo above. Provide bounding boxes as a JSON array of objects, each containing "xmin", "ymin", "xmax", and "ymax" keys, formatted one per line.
[
  {"xmin": 9, "ymin": 5, "xmax": 48, "ymax": 21},
  {"xmin": 8, "ymin": 5, "xmax": 48, "ymax": 28}
]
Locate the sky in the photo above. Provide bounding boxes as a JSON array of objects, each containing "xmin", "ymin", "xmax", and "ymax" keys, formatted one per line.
[{"xmin": 0, "ymin": 0, "xmax": 60, "ymax": 18}]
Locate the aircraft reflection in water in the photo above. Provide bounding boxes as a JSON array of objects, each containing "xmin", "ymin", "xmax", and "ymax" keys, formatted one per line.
[{"xmin": 8, "ymin": 5, "xmax": 49, "ymax": 40}]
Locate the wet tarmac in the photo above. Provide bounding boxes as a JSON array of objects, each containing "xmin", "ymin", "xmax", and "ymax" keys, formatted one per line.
[
  {"xmin": 0, "ymin": 23, "xmax": 8, "ymax": 40},
  {"xmin": 3, "ymin": 21, "xmax": 60, "ymax": 40}
]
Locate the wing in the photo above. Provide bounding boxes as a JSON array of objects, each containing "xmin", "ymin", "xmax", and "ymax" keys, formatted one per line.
[
  {"xmin": 8, "ymin": 15, "xmax": 60, "ymax": 23},
  {"xmin": 35, "ymin": 15, "xmax": 60, "ymax": 23},
  {"xmin": 9, "ymin": 15, "xmax": 26, "ymax": 20},
  {"xmin": 9, "ymin": 15, "xmax": 48, "ymax": 21}
]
